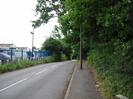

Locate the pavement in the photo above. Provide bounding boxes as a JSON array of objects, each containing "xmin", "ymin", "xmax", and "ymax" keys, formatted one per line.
[{"xmin": 66, "ymin": 63, "xmax": 102, "ymax": 99}]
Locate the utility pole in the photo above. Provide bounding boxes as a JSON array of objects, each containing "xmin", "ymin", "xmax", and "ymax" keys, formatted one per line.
[
  {"xmin": 80, "ymin": 25, "xmax": 83, "ymax": 70},
  {"xmin": 31, "ymin": 28, "xmax": 34, "ymax": 60}
]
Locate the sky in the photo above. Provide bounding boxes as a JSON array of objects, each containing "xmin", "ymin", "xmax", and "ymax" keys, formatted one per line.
[{"xmin": 0, "ymin": 0, "xmax": 58, "ymax": 48}]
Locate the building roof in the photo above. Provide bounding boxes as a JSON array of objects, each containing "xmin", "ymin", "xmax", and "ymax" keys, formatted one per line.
[
  {"xmin": 16, "ymin": 47, "xmax": 28, "ymax": 50},
  {"xmin": 0, "ymin": 43, "xmax": 16, "ymax": 48}
]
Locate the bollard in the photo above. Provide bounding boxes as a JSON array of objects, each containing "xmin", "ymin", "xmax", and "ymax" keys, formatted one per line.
[{"xmin": 116, "ymin": 94, "xmax": 128, "ymax": 99}]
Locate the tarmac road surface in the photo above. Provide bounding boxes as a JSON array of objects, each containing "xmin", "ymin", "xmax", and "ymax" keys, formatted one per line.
[{"xmin": 0, "ymin": 61, "xmax": 75, "ymax": 99}]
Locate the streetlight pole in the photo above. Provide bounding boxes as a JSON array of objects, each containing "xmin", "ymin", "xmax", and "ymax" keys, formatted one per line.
[
  {"xmin": 80, "ymin": 25, "xmax": 82, "ymax": 70},
  {"xmin": 31, "ymin": 28, "xmax": 34, "ymax": 59}
]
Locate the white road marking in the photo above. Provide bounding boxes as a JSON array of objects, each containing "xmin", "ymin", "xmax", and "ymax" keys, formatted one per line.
[
  {"xmin": 35, "ymin": 69, "xmax": 48, "ymax": 75},
  {"xmin": 0, "ymin": 63, "xmax": 63, "ymax": 93},
  {"xmin": 0, "ymin": 78, "xmax": 28, "ymax": 92}
]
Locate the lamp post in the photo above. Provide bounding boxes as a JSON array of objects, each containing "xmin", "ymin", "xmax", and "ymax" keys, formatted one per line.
[
  {"xmin": 80, "ymin": 25, "xmax": 83, "ymax": 70},
  {"xmin": 31, "ymin": 28, "xmax": 34, "ymax": 59}
]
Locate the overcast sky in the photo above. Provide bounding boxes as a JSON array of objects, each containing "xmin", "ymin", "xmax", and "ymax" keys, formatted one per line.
[{"xmin": 0, "ymin": 0, "xmax": 58, "ymax": 48}]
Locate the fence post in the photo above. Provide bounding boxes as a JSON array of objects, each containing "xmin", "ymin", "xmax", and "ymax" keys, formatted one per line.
[{"xmin": 10, "ymin": 48, "xmax": 13, "ymax": 62}]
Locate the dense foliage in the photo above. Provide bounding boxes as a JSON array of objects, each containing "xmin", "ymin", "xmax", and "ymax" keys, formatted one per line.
[
  {"xmin": 42, "ymin": 37, "xmax": 71, "ymax": 61},
  {"xmin": 34, "ymin": 0, "xmax": 133, "ymax": 98}
]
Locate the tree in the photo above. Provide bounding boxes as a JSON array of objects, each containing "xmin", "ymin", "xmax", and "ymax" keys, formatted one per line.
[
  {"xmin": 42, "ymin": 37, "xmax": 72, "ymax": 61},
  {"xmin": 42, "ymin": 37, "xmax": 63, "ymax": 61}
]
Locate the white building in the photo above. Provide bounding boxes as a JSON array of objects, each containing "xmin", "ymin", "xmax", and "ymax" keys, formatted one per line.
[
  {"xmin": 0, "ymin": 43, "xmax": 16, "ymax": 50},
  {"xmin": 15, "ymin": 47, "xmax": 29, "ymax": 60},
  {"xmin": 0, "ymin": 43, "xmax": 30, "ymax": 60}
]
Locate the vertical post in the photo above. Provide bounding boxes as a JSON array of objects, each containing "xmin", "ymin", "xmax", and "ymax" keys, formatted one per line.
[
  {"xmin": 21, "ymin": 49, "xmax": 23, "ymax": 60},
  {"xmin": 10, "ymin": 48, "xmax": 13, "ymax": 62},
  {"xmin": 80, "ymin": 26, "xmax": 82, "ymax": 70},
  {"xmin": 31, "ymin": 28, "xmax": 34, "ymax": 60}
]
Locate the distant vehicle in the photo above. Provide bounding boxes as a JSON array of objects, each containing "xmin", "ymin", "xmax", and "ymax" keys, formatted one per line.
[{"xmin": 0, "ymin": 53, "xmax": 10, "ymax": 64}]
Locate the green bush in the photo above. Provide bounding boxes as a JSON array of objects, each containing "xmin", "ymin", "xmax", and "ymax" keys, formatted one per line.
[{"xmin": 87, "ymin": 45, "xmax": 133, "ymax": 99}]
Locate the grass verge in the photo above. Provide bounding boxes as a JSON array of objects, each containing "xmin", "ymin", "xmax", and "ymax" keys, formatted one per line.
[{"xmin": 0, "ymin": 56, "xmax": 54, "ymax": 73}]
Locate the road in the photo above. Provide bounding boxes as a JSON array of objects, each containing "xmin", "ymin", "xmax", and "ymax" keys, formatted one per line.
[{"xmin": 0, "ymin": 61, "xmax": 75, "ymax": 99}]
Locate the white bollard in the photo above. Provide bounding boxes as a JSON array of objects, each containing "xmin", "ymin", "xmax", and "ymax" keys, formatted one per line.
[{"xmin": 116, "ymin": 94, "xmax": 128, "ymax": 99}]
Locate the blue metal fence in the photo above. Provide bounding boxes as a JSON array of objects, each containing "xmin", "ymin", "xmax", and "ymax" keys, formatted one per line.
[{"xmin": 0, "ymin": 48, "xmax": 49, "ymax": 63}]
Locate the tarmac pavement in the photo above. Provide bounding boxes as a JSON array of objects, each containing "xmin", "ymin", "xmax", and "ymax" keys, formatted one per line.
[{"xmin": 66, "ymin": 63, "xmax": 102, "ymax": 99}]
